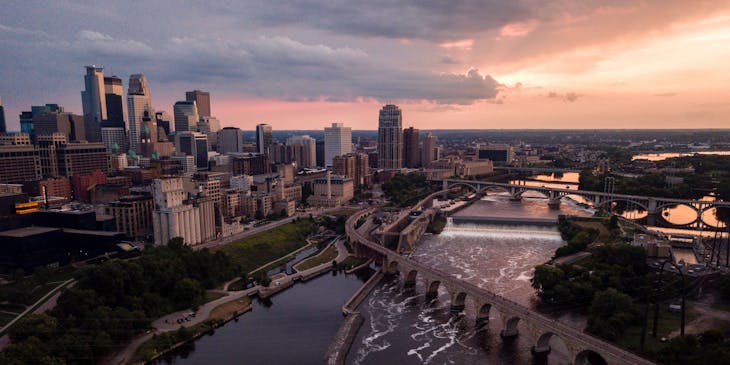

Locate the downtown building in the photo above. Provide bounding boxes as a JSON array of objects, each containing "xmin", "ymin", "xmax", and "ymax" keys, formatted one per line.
[
  {"xmin": 175, "ymin": 131, "xmax": 209, "ymax": 171},
  {"xmin": 377, "ymin": 104, "xmax": 403, "ymax": 169},
  {"xmin": 256, "ymin": 123, "xmax": 272, "ymax": 155},
  {"xmin": 403, "ymin": 126, "xmax": 420, "ymax": 168},
  {"xmin": 127, "ymin": 74, "xmax": 152, "ymax": 153},
  {"xmin": 218, "ymin": 127, "xmax": 244, "ymax": 154},
  {"xmin": 101, "ymin": 75, "xmax": 128, "ymax": 154},
  {"xmin": 332, "ymin": 152, "xmax": 370, "ymax": 188},
  {"xmin": 81, "ymin": 65, "xmax": 106, "ymax": 143},
  {"xmin": 324, "ymin": 122, "xmax": 352, "ymax": 167},
  {"xmin": 421, "ymin": 132, "xmax": 438, "ymax": 168},
  {"xmin": 174, "ymin": 100, "xmax": 199, "ymax": 133},
  {"xmin": 186, "ymin": 90, "xmax": 211, "ymax": 118}
]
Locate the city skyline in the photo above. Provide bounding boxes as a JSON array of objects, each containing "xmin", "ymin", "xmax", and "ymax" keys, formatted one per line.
[{"xmin": 1, "ymin": 2, "xmax": 730, "ymax": 131}]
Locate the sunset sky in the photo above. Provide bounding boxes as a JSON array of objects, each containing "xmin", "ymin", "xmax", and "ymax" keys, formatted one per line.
[{"xmin": 1, "ymin": 1, "xmax": 730, "ymax": 131}]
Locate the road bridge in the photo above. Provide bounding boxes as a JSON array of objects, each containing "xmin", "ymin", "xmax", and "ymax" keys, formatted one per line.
[
  {"xmin": 434, "ymin": 178, "xmax": 730, "ymax": 229},
  {"xmin": 346, "ymin": 208, "xmax": 655, "ymax": 365}
]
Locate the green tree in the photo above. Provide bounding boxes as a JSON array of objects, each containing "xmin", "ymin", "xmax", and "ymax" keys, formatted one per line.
[
  {"xmin": 173, "ymin": 278, "xmax": 205, "ymax": 307},
  {"xmin": 587, "ymin": 288, "xmax": 639, "ymax": 341},
  {"xmin": 8, "ymin": 314, "xmax": 58, "ymax": 342},
  {"xmin": 167, "ymin": 236, "xmax": 185, "ymax": 249}
]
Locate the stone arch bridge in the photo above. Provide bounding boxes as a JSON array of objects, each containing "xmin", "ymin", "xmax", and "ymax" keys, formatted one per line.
[
  {"xmin": 347, "ymin": 208, "xmax": 655, "ymax": 365},
  {"xmin": 435, "ymin": 178, "xmax": 730, "ymax": 229}
]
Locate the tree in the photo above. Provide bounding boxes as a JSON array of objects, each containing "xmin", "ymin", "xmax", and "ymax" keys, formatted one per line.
[
  {"xmin": 8, "ymin": 314, "xmax": 58, "ymax": 342},
  {"xmin": 587, "ymin": 288, "xmax": 639, "ymax": 341},
  {"xmin": 167, "ymin": 237, "xmax": 185, "ymax": 250},
  {"xmin": 173, "ymin": 278, "xmax": 205, "ymax": 307}
]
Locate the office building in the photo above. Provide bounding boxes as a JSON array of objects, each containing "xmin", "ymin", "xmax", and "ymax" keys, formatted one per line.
[
  {"xmin": 477, "ymin": 144, "xmax": 515, "ymax": 164},
  {"xmin": 81, "ymin": 65, "xmax": 106, "ymax": 142},
  {"xmin": 155, "ymin": 111, "xmax": 172, "ymax": 137},
  {"xmin": 174, "ymin": 101, "xmax": 199, "ymax": 133},
  {"xmin": 333, "ymin": 152, "xmax": 370, "ymax": 188},
  {"xmin": 403, "ymin": 126, "xmax": 419, "ymax": 168},
  {"xmin": 0, "ymin": 96, "xmax": 6, "ymax": 134},
  {"xmin": 175, "ymin": 131, "xmax": 209, "ymax": 171},
  {"xmin": 0, "ymin": 145, "xmax": 42, "ymax": 183},
  {"xmin": 316, "ymin": 140, "xmax": 325, "ymax": 167},
  {"xmin": 56, "ymin": 141, "xmax": 110, "ymax": 177},
  {"xmin": 377, "ymin": 104, "xmax": 403, "ymax": 169},
  {"xmin": 324, "ymin": 122, "xmax": 351, "ymax": 167},
  {"xmin": 186, "ymin": 90, "xmax": 211, "ymax": 118},
  {"xmin": 286, "ymin": 135, "xmax": 317, "ymax": 168},
  {"xmin": 230, "ymin": 153, "xmax": 270, "ymax": 176},
  {"xmin": 218, "ymin": 127, "xmax": 244, "ymax": 154},
  {"xmin": 0, "ymin": 133, "xmax": 31, "ymax": 146},
  {"xmin": 256, "ymin": 123, "xmax": 272, "ymax": 155},
  {"xmin": 32, "ymin": 105, "xmax": 86, "ymax": 142},
  {"xmin": 421, "ymin": 132, "xmax": 438, "ymax": 168},
  {"xmin": 307, "ymin": 171, "xmax": 354, "ymax": 207},
  {"xmin": 108, "ymin": 193, "xmax": 154, "ymax": 239},
  {"xmin": 101, "ymin": 75, "xmax": 127, "ymax": 153},
  {"xmin": 127, "ymin": 74, "xmax": 152, "ymax": 153}
]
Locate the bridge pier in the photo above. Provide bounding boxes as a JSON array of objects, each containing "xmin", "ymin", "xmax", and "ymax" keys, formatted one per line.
[{"xmin": 548, "ymin": 198, "xmax": 561, "ymax": 209}]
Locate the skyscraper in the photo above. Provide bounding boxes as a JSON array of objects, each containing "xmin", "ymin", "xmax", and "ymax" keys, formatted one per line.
[
  {"xmin": 174, "ymin": 101, "xmax": 199, "ymax": 133},
  {"xmin": 0, "ymin": 96, "xmax": 6, "ymax": 134},
  {"xmin": 256, "ymin": 123, "xmax": 272, "ymax": 155},
  {"xmin": 377, "ymin": 104, "xmax": 403, "ymax": 169},
  {"xmin": 421, "ymin": 132, "xmax": 438, "ymax": 168},
  {"xmin": 218, "ymin": 127, "xmax": 244, "ymax": 154},
  {"xmin": 81, "ymin": 65, "xmax": 106, "ymax": 142},
  {"xmin": 175, "ymin": 131, "xmax": 209, "ymax": 171},
  {"xmin": 324, "ymin": 122, "xmax": 352, "ymax": 167},
  {"xmin": 403, "ymin": 126, "xmax": 420, "ymax": 168},
  {"xmin": 127, "ymin": 74, "xmax": 152, "ymax": 153},
  {"xmin": 101, "ymin": 75, "xmax": 128, "ymax": 153},
  {"xmin": 286, "ymin": 134, "xmax": 317, "ymax": 168},
  {"xmin": 185, "ymin": 90, "xmax": 211, "ymax": 118}
]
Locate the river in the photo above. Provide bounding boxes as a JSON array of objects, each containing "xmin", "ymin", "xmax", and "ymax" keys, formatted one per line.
[
  {"xmin": 152, "ymin": 271, "xmax": 370, "ymax": 365},
  {"xmin": 348, "ymin": 196, "xmax": 592, "ymax": 365},
  {"xmin": 632, "ymin": 151, "xmax": 730, "ymax": 161}
]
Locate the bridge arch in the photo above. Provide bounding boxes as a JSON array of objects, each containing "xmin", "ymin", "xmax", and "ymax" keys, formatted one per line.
[
  {"xmin": 451, "ymin": 291, "xmax": 467, "ymax": 311},
  {"xmin": 386, "ymin": 260, "xmax": 399, "ymax": 274},
  {"xmin": 501, "ymin": 316, "xmax": 521, "ymax": 338},
  {"xmin": 447, "ymin": 182, "xmax": 480, "ymax": 194},
  {"xmin": 476, "ymin": 303, "xmax": 491, "ymax": 324},
  {"xmin": 656, "ymin": 202, "xmax": 700, "ymax": 226},
  {"xmin": 404, "ymin": 269, "xmax": 418, "ymax": 288},
  {"xmin": 479, "ymin": 185, "xmax": 512, "ymax": 196},
  {"xmin": 514, "ymin": 188, "xmax": 551, "ymax": 199},
  {"xmin": 425, "ymin": 280, "xmax": 441, "ymax": 299},
  {"xmin": 574, "ymin": 349, "xmax": 608, "ymax": 365}
]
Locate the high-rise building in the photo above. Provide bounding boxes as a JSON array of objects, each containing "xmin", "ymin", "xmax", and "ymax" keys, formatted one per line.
[
  {"xmin": 256, "ymin": 123, "xmax": 272, "ymax": 155},
  {"xmin": 315, "ymin": 140, "xmax": 325, "ymax": 167},
  {"xmin": 230, "ymin": 153, "xmax": 270, "ymax": 176},
  {"xmin": 324, "ymin": 122, "xmax": 352, "ymax": 167},
  {"xmin": 32, "ymin": 106, "xmax": 86, "ymax": 142},
  {"xmin": 421, "ymin": 132, "xmax": 438, "ymax": 168},
  {"xmin": 101, "ymin": 75, "xmax": 128, "ymax": 153},
  {"xmin": 185, "ymin": 90, "xmax": 211, "ymax": 118},
  {"xmin": 155, "ymin": 111, "xmax": 172, "ymax": 138},
  {"xmin": 174, "ymin": 101, "xmax": 199, "ymax": 133},
  {"xmin": 333, "ymin": 153, "xmax": 370, "ymax": 188},
  {"xmin": 286, "ymin": 135, "xmax": 317, "ymax": 168},
  {"xmin": 403, "ymin": 127, "xmax": 420, "ymax": 168},
  {"xmin": 175, "ymin": 131, "xmax": 209, "ymax": 171},
  {"xmin": 107, "ymin": 193, "xmax": 154, "ymax": 239},
  {"xmin": 218, "ymin": 127, "xmax": 244, "ymax": 154},
  {"xmin": 127, "ymin": 74, "xmax": 152, "ymax": 153},
  {"xmin": 377, "ymin": 104, "xmax": 403, "ymax": 169},
  {"xmin": 0, "ymin": 144, "xmax": 42, "ymax": 183},
  {"xmin": 0, "ymin": 96, "xmax": 6, "ymax": 134},
  {"xmin": 81, "ymin": 65, "xmax": 106, "ymax": 142}
]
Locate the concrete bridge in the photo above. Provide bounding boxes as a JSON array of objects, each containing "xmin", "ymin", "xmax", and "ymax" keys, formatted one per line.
[
  {"xmin": 435, "ymin": 178, "xmax": 730, "ymax": 229},
  {"xmin": 347, "ymin": 208, "xmax": 654, "ymax": 365},
  {"xmin": 494, "ymin": 166, "xmax": 581, "ymax": 174}
]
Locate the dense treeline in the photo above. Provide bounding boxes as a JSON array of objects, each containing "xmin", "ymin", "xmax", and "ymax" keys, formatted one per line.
[
  {"xmin": 554, "ymin": 217, "xmax": 599, "ymax": 257},
  {"xmin": 579, "ymin": 170, "xmax": 694, "ymax": 199},
  {"xmin": 382, "ymin": 173, "xmax": 435, "ymax": 207},
  {"xmin": 532, "ymin": 244, "xmax": 648, "ymax": 339},
  {"xmin": 0, "ymin": 240, "xmax": 239, "ymax": 365}
]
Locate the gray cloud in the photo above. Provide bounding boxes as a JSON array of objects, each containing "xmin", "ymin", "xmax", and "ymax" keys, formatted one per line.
[{"xmin": 548, "ymin": 91, "xmax": 581, "ymax": 103}]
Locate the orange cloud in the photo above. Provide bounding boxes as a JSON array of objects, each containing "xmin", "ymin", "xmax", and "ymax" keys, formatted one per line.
[{"xmin": 439, "ymin": 39, "xmax": 474, "ymax": 50}]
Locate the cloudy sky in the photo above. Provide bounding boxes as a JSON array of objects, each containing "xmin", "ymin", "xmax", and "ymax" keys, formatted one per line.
[{"xmin": 1, "ymin": 0, "xmax": 730, "ymax": 131}]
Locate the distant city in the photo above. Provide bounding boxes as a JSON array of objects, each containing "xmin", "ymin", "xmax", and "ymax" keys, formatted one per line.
[{"xmin": 2, "ymin": 64, "xmax": 730, "ymax": 365}]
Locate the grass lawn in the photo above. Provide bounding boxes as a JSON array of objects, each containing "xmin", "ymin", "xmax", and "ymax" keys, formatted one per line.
[
  {"xmin": 204, "ymin": 291, "xmax": 228, "ymax": 303},
  {"xmin": 213, "ymin": 218, "xmax": 316, "ymax": 274},
  {"xmin": 295, "ymin": 245, "xmax": 338, "ymax": 271},
  {"xmin": 619, "ymin": 304, "xmax": 698, "ymax": 355},
  {"xmin": 575, "ymin": 221, "xmax": 612, "ymax": 241},
  {"xmin": 209, "ymin": 297, "xmax": 251, "ymax": 321}
]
